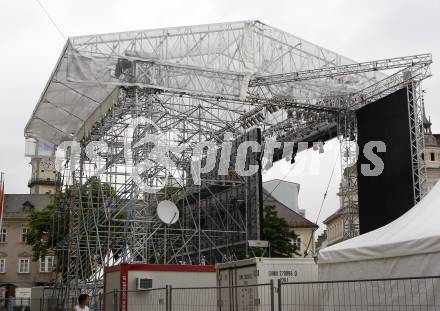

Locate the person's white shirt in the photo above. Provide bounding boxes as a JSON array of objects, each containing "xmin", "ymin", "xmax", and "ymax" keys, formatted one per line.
[{"xmin": 73, "ymin": 305, "xmax": 89, "ymax": 311}]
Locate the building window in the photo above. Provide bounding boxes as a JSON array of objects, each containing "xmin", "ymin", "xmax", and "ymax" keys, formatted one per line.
[
  {"xmin": 431, "ymin": 153, "xmax": 435, "ymax": 161},
  {"xmin": 0, "ymin": 258, "xmax": 5, "ymax": 273},
  {"xmin": 39, "ymin": 256, "xmax": 54, "ymax": 273},
  {"xmin": 0, "ymin": 228, "xmax": 6, "ymax": 243},
  {"xmin": 21, "ymin": 228, "xmax": 30, "ymax": 243},
  {"xmin": 18, "ymin": 258, "xmax": 30, "ymax": 273},
  {"xmin": 293, "ymin": 236, "xmax": 302, "ymax": 253}
]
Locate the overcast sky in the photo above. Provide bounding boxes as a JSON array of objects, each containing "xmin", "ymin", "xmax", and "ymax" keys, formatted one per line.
[{"xmin": 1, "ymin": 0, "xmax": 439, "ymax": 233}]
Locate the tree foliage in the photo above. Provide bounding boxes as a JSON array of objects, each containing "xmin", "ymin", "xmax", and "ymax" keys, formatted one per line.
[
  {"xmin": 262, "ymin": 205, "xmax": 299, "ymax": 257},
  {"xmin": 315, "ymin": 229, "xmax": 327, "ymax": 250},
  {"xmin": 26, "ymin": 192, "xmax": 68, "ymax": 261},
  {"xmin": 26, "ymin": 205, "xmax": 53, "ymax": 260},
  {"xmin": 25, "ymin": 178, "xmax": 126, "ymax": 264}
]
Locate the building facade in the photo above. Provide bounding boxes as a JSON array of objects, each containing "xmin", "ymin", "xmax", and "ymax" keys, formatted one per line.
[
  {"xmin": 323, "ymin": 165, "xmax": 360, "ymax": 246},
  {"xmin": 424, "ymin": 118, "xmax": 440, "ymax": 190},
  {"xmin": 0, "ymin": 194, "xmax": 52, "ymax": 300},
  {"xmin": 28, "ymin": 157, "xmax": 59, "ymax": 195},
  {"xmin": 323, "ymin": 206, "xmax": 355, "ymax": 246},
  {"xmin": 263, "ymin": 180, "xmax": 318, "ymax": 256}
]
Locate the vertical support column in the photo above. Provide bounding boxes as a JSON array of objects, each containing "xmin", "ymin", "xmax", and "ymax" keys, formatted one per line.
[
  {"xmin": 245, "ymin": 183, "xmax": 249, "ymax": 258},
  {"xmin": 407, "ymin": 81, "xmax": 427, "ymax": 203},
  {"xmin": 98, "ymin": 292, "xmax": 102, "ymax": 311},
  {"xmin": 218, "ymin": 283, "xmax": 223, "ymax": 311},
  {"xmin": 168, "ymin": 285, "xmax": 172, "ymax": 311},
  {"xmin": 79, "ymin": 143, "xmax": 86, "ymax": 186},
  {"xmin": 277, "ymin": 279, "xmax": 282, "ymax": 311},
  {"xmin": 270, "ymin": 280, "xmax": 275, "ymax": 311},
  {"xmin": 165, "ymin": 285, "xmax": 169, "ymax": 311},
  {"xmin": 113, "ymin": 289, "xmax": 118, "ymax": 311},
  {"xmin": 338, "ymin": 105, "xmax": 360, "ymax": 240}
]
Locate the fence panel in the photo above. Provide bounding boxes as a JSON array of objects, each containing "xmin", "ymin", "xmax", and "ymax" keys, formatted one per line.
[
  {"xmin": 126, "ymin": 288, "xmax": 167, "ymax": 311},
  {"xmin": 171, "ymin": 283, "xmax": 273, "ymax": 311},
  {"xmin": 104, "ymin": 290, "xmax": 119, "ymax": 311},
  {"xmin": 1, "ymin": 295, "xmax": 105, "ymax": 311},
  {"xmin": 279, "ymin": 276, "xmax": 440, "ymax": 311},
  {"xmin": 89, "ymin": 293, "xmax": 104, "ymax": 311},
  {"xmin": 1, "ymin": 298, "xmax": 32, "ymax": 311},
  {"xmin": 171, "ymin": 286, "xmax": 218, "ymax": 311}
]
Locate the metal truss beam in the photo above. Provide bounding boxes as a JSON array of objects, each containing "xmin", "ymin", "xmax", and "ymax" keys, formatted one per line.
[
  {"xmin": 407, "ymin": 82, "xmax": 428, "ymax": 203},
  {"xmin": 250, "ymin": 54, "xmax": 432, "ymax": 87}
]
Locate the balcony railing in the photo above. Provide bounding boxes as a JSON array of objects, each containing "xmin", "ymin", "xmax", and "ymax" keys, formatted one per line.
[{"xmin": 27, "ymin": 178, "xmax": 62, "ymax": 188}]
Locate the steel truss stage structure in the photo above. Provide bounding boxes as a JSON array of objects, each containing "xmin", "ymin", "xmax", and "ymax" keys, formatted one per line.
[{"xmin": 24, "ymin": 21, "xmax": 431, "ymax": 299}]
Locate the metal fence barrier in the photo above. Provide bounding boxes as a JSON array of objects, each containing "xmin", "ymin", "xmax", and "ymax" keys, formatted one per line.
[
  {"xmin": 0, "ymin": 294, "xmax": 105, "ymax": 311},
  {"xmin": 1, "ymin": 298, "xmax": 33, "ymax": 311},
  {"xmin": 171, "ymin": 282, "xmax": 274, "ymax": 311},
  {"xmin": 99, "ymin": 282, "xmax": 274, "ymax": 311},
  {"xmin": 12, "ymin": 276, "xmax": 440, "ymax": 311},
  {"xmin": 126, "ymin": 288, "xmax": 167, "ymax": 311},
  {"xmin": 278, "ymin": 276, "xmax": 440, "ymax": 311}
]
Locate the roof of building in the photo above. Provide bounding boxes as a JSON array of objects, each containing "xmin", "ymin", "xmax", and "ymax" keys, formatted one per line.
[
  {"xmin": 425, "ymin": 134, "xmax": 440, "ymax": 147},
  {"xmin": 262, "ymin": 184, "xmax": 317, "ymax": 229},
  {"xmin": 323, "ymin": 207, "xmax": 345, "ymax": 224},
  {"xmin": 280, "ymin": 208, "xmax": 318, "ymax": 228},
  {"xmin": 3, "ymin": 194, "xmax": 51, "ymax": 214}
]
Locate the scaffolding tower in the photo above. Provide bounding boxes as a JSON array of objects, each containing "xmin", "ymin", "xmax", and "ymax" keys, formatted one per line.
[{"xmin": 24, "ymin": 21, "xmax": 431, "ymax": 301}]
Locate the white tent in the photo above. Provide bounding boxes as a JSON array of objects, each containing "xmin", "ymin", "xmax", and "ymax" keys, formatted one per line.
[
  {"xmin": 319, "ymin": 181, "xmax": 440, "ymax": 281},
  {"xmin": 311, "ymin": 183, "xmax": 440, "ymax": 310}
]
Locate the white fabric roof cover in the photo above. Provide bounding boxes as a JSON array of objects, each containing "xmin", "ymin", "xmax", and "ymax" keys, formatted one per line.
[
  {"xmin": 319, "ymin": 181, "xmax": 440, "ymax": 264},
  {"xmin": 24, "ymin": 20, "xmax": 384, "ymax": 147}
]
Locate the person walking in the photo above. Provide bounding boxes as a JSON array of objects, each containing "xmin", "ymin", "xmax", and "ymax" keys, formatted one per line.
[{"xmin": 72, "ymin": 294, "xmax": 89, "ymax": 311}]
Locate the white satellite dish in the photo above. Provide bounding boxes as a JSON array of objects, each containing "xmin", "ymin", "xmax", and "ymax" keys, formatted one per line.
[{"xmin": 157, "ymin": 200, "xmax": 179, "ymax": 225}]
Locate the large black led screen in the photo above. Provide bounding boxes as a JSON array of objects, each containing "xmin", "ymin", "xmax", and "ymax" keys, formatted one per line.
[{"xmin": 356, "ymin": 87, "xmax": 414, "ymax": 234}]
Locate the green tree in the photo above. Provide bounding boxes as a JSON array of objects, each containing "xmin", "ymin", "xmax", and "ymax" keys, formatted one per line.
[
  {"xmin": 25, "ymin": 178, "xmax": 126, "ymax": 265},
  {"xmin": 262, "ymin": 205, "xmax": 300, "ymax": 257},
  {"xmin": 26, "ymin": 192, "xmax": 69, "ymax": 261},
  {"xmin": 315, "ymin": 230, "xmax": 327, "ymax": 250},
  {"xmin": 26, "ymin": 205, "xmax": 54, "ymax": 260}
]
